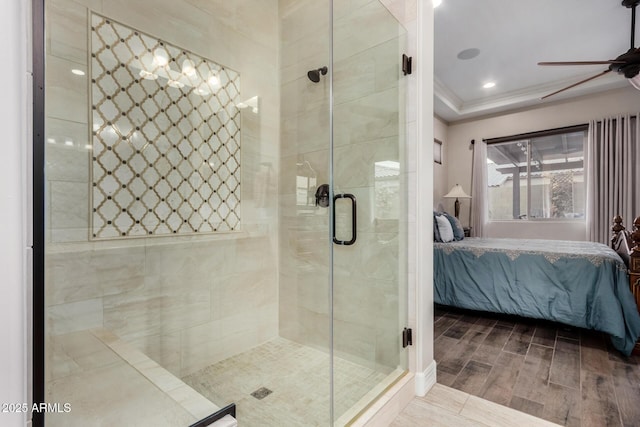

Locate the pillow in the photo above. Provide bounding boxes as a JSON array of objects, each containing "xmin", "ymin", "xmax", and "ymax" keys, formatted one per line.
[
  {"xmin": 435, "ymin": 215, "xmax": 454, "ymax": 242},
  {"xmin": 433, "ymin": 212, "xmax": 443, "ymax": 242},
  {"xmin": 443, "ymin": 212, "xmax": 465, "ymax": 241}
]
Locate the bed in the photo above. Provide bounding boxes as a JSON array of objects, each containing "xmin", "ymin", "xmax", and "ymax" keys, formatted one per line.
[
  {"xmin": 611, "ymin": 215, "xmax": 640, "ymax": 354},
  {"xmin": 433, "ymin": 216, "xmax": 640, "ymax": 356}
]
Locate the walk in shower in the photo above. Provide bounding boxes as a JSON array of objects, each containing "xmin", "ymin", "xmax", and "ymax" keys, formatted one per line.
[{"xmin": 41, "ymin": 0, "xmax": 413, "ymax": 425}]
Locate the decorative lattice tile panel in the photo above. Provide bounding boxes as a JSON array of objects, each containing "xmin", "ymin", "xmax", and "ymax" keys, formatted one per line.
[{"xmin": 90, "ymin": 14, "xmax": 240, "ymax": 239}]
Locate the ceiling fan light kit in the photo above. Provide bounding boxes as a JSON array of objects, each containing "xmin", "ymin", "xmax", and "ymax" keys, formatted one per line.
[{"xmin": 539, "ymin": 0, "xmax": 640, "ymax": 99}]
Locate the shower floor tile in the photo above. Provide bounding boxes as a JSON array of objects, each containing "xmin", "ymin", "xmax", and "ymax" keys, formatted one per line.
[{"xmin": 182, "ymin": 337, "xmax": 390, "ymax": 426}]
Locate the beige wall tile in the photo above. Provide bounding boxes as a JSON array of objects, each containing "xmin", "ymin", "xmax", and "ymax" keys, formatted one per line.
[
  {"xmin": 128, "ymin": 332, "xmax": 182, "ymax": 376},
  {"xmin": 180, "ymin": 304, "xmax": 278, "ymax": 375},
  {"xmin": 46, "ymin": 55, "xmax": 88, "ymax": 123},
  {"xmin": 211, "ymin": 269, "xmax": 278, "ymax": 320},
  {"xmin": 47, "ymin": 298, "xmax": 103, "ymax": 335},
  {"xmin": 46, "ymin": 118, "xmax": 91, "ymax": 183},
  {"xmin": 50, "ymin": 181, "xmax": 89, "ymax": 238},
  {"xmin": 333, "ymin": 0, "xmax": 403, "ymax": 62},
  {"xmin": 103, "ymin": 275, "xmax": 212, "ymax": 340},
  {"xmin": 47, "ymin": 0, "xmax": 90, "ymax": 64}
]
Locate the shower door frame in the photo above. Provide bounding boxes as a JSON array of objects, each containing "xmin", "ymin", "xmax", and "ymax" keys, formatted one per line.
[{"xmin": 32, "ymin": 0, "xmax": 46, "ymax": 425}]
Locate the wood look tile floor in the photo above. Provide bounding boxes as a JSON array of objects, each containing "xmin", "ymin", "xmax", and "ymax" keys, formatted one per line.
[{"xmin": 433, "ymin": 305, "xmax": 640, "ymax": 427}]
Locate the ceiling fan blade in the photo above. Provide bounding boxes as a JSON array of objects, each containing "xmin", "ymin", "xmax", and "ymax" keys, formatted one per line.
[
  {"xmin": 541, "ymin": 69, "xmax": 612, "ymax": 100},
  {"xmin": 538, "ymin": 61, "xmax": 625, "ymax": 66}
]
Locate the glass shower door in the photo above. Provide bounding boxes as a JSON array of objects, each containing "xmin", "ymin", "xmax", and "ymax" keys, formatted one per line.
[
  {"xmin": 41, "ymin": 0, "xmax": 407, "ymax": 425},
  {"xmin": 330, "ymin": 1, "xmax": 409, "ymax": 424}
]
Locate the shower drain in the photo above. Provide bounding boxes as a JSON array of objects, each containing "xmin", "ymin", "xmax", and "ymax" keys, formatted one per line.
[{"xmin": 250, "ymin": 387, "xmax": 273, "ymax": 400}]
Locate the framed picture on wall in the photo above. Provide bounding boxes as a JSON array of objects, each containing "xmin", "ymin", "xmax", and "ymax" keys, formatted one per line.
[{"xmin": 434, "ymin": 139, "xmax": 442, "ymax": 164}]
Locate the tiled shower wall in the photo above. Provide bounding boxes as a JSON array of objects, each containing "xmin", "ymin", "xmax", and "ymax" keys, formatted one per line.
[
  {"xmin": 45, "ymin": 0, "xmax": 280, "ymax": 379},
  {"xmin": 278, "ymin": 0, "xmax": 414, "ymax": 372}
]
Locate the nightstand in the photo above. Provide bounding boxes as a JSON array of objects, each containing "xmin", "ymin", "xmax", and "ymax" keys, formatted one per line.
[{"xmin": 463, "ymin": 227, "xmax": 472, "ymax": 237}]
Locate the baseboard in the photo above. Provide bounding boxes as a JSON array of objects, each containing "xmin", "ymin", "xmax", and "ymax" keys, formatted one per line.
[{"xmin": 414, "ymin": 360, "xmax": 437, "ymax": 397}]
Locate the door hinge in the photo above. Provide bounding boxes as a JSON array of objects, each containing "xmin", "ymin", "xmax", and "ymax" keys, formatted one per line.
[
  {"xmin": 402, "ymin": 327, "xmax": 413, "ymax": 348},
  {"xmin": 402, "ymin": 54, "xmax": 412, "ymax": 75}
]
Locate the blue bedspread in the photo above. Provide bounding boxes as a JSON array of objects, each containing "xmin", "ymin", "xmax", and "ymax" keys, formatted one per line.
[{"xmin": 434, "ymin": 238, "xmax": 640, "ymax": 355}]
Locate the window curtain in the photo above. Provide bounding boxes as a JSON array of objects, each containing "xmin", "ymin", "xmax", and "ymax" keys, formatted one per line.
[
  {"xmin": 586, "ymin": 114, "xmax": 640, "ymax": 244},
  {"xmin": 470, "ymin": 139, "xmax": 488, "ymax": 237}
]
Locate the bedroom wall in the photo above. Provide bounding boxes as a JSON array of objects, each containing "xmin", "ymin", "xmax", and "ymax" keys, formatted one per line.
[
  {"xmin": 445, "ymin": 86, "xmax": 640, "ymax": 240},
  {"xmin": 433, "ymin": 115, "xmax": 448, "ymax": 208}
]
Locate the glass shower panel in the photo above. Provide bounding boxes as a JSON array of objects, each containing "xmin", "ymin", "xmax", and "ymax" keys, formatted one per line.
[
  {"xmin": 44, "ymin": 0, "xmax": 311, "ymax": 425},
  {"xmin": 331, "ymin": 1, "xmax": 409, "ymax": 423},
  {"xmin": 43, "ymin": 0, "xmax": 408, "ymax": 425}
]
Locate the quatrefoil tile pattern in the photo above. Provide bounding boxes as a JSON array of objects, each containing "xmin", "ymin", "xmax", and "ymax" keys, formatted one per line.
[{"xmin": 90, "ymin": 14, "xmax": 241, "ymax": 239}]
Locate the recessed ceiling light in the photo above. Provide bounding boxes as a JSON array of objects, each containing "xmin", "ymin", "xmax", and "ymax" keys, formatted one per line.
[
  {"xmin": 483, "ymin": 82, "xmax": 496, "ymax": 89},
  {"xmin": 433, "ymin": 0, "xmax": 442, "ymax": 8},
  {"xmin": 71, "ymin": 69, "xmax": 85, "ymax": 76},
  {"xmin": 457, "ymin": 48, "xmax": 480, "ymax": 61}
]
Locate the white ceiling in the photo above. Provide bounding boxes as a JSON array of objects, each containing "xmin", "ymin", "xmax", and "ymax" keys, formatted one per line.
[{"xmin": 434, "ymin": 0, "xmax": 637, "ymax": 123}]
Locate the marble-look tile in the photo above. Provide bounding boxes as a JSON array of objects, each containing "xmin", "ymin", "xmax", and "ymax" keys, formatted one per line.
[
  {"xmin": 46, "ymin": 330, "xmax": 121, "ymax": 382},
  {"xmin": 50, "ymin": 227, "xmax": 90, "ymax": 243},
  {"xmin": 101, "ymin": 0, "xmax": 228, "ymax": 67},
  {"xmin": 280, "ymin": 0, "xmax": 328, "ymax": 44},
  {"xmin": 143, "ymin": 240, "xmax": 234, "ymax": 278},
  {"xmin": 180, "ymin": 304, "xmax": 278, "ymax": 376},
  {"xmin": 45, "ymin": 55, "xmax": 88, "ymax": 123},
  {"xmin": 211, "ymin": 269, "xmax": 278, "ymax": 321},
  {"xmin": 46, "ymin": 245, "xmax": 146, "ymax": 305},
  {"xmin": 333, "ymin": 87, "xmax": 401, "ymax": 147},
  {"xmin": 45, "ymin": 118, "xmax": 90, "ymax": 183},
  {"xmin": 375, "ymin": 328, "xmax": 402, "ymax": 369},
  {"xmin": 333, "ymin": 232, "xmax": 399, "ymax": 282},
  {"xmin": 280, "ymin": 32, "xmax": 330, "ymax": 86},
  {"xmin": 235, "ymin": 0, "xmax": 279, "ymax": 51},
  {"xmin": 333, "ymin": 276, "xmax": 398, "ymax": 329},
  {"xmin": 47, "ymin": 0, "xmax": 90, "ymax": 63},
  {"xmin": 47, "ymin": 298, "xmax": 103, "ymax": 335},
  {"xmin": 334, "ymin": 318, "xmax": 378, "ymax": 368},
  {"xmin": 128, "ymin": 332, "xmax": 182, "ymax": 376},
  {"xmin": 232, "ymin": 235, "xmax": 277, "ymax": 272},
  {"xmin": 166, "ymin": 384, "xmax": 220, "ymax": 421},
  {"xmin": 333, "ymin": 0, "xmax": 404, "ymax": 63},
  {"xmin": 334, "ymin": 137, "xmax": 399, "ymax": 188},
  {"xmin": 46, "ymin": 359, "xmax": 197, "ymax": 427},
  {"xmin": 291, "ymin": 271, "xmax": 330, "ymax": 315},
  {"xmin": 103, "ymin": 275, "xmax": 212, "ymax": 340},
  {"xmin": 280, "ymin": 106, "xmax": 330, "ymax": 157},
  {"xmin": 279, "ymin": 151, "xmax": 329, "ymax": 200},
  {"xmin": 334, "ymin": 36, "xmax": 402, "ymax": 106},
  {"xmin": 280, "ymin": 75, "xmax": 329, "ymax": 119},
  {"xmin": 50, "ymin": 0, "xmax": 102, "ymax": 10},
  {"xmin": 49, "ymin": 180, "xmax": 88, "ymax": 237}
]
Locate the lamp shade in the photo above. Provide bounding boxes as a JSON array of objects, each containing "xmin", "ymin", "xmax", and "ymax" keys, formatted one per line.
[{"xmin": 443, "ymin": 184, "xmax": 471, "ymax": 199}]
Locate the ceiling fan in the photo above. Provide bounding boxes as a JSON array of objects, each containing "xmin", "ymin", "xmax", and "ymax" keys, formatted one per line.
[{"xmin": 538, "ymin": 0, "xmax": 640, "ymax": 99}]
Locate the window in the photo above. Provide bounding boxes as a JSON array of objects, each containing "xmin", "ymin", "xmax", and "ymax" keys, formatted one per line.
[{"xmin": 486, "ymin": 126, "xmax": 587, "ymax": 220}]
